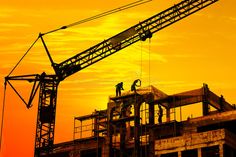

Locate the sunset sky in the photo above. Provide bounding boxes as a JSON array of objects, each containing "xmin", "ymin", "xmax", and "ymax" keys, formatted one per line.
[{"xmin": 1, "ymin": 0, "xmax": 236, "ymax": 156}]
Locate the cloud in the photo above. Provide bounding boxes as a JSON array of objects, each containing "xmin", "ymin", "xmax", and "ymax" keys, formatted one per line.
[
  {"xmin": 226, "ymin": 16, "xmax": 236, "ymax": 22},
  {"xmin": 68, "ymin": 91, "xmax": 110, "ymax": 96},
  {"xmin": 0, "ymin": 36, "xmax": 12, "ymax": 39},
  {"xmin": 62, "ymin": 78, "xmax": 99, "ymax": 84},
  {"xmin": 1, "ymin": 63, "xmax": 16, "ymax": 69},
  {"xmin": 195, "ymin": 13, "xmax": 236, "ymax": 23},
  {"xmin": 0, "ymin": 23, "xmax": 31, "ymax": 28},
  {"xmin": 0, "ymin": 14, "xmax": 10, "ymax": 18},
  {"xmin": 0, "ymin": 28, "xmax": 12, "ymax": 32},
  {"xmin": 0, "ymin": 7, "xmax": 31, "ymax": 32},
  {"xmin": 0, "ymin": 42, "xmax": 31, "ymax": 54},
  {"xmin": 163, "ymin": 54, "xmax": 203, "ymax": 59},
  {"xmin": 0, "ymin": 8, "xmax": 17, "ymax": 18}
]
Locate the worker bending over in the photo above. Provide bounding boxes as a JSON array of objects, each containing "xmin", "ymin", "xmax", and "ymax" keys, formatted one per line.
[
  {"xmin": 116, "ymin": 82, "xmax": 124, "ymax": 96},
  {"xmin": 131, "ymin": 79, "xmax": 141, "ymax": 93}
]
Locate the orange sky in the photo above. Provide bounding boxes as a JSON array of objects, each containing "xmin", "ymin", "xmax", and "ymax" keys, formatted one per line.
[{"xmin": 1, "ymin": 0, "xmax": 236, "ymax": 156}]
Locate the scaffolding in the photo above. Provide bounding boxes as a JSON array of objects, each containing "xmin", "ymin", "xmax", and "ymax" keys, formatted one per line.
[{"xmin": 55, "ymin": 84, "xmax": 236, "ymax": 157}]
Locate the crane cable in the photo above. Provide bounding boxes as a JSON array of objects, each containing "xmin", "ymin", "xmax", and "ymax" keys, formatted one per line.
[
  {"xmin": 42, "ymin": 0, "xmax": 152, "ymax": 35},
  {"xmin": 7, "ymin": 0, "xmax": 152, "ymax": 77},
  {"xmin": 140, "ymin": 41, "xmax": 143, "ymax": 81},
  {"xmin": 148, "ymin": 38, "xmax": 151, "ymax": 91},
  {"xmin": 0, "ymin": 81, "xmax": 7, "ymax": 152},
  {"xmin": 7, "ymin": 37, "xmax": 40, "ymax": 77}
]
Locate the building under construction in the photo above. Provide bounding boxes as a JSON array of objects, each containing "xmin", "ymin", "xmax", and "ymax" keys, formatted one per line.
[
  {"xmin": 42, "ymin": 84, "xmax": 236, "ymax": 157},
  {"xmin": 4, "ymin": 0, "xmax": 235, "ymax": 157}
]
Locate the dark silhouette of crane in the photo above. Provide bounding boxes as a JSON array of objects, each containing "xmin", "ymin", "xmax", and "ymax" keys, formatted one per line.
[{"xmin": 4, "ymin": 0, "xmax": 218, "ymax": 156}]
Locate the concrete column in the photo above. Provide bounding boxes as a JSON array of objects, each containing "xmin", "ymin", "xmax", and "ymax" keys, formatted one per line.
[
  {"xmin": 108, "ymin": 108, "xmax": 114, "ymax": 157},
  {"xmin": 102, "ymin": 139, "xmax": 109, "ymax": 157},
  {"xmin": 120, "ymin": 122, "xmax": 126, "ymax": 157},
  {"xmin": 156, "ymin": 154, "xmax": 161, "ymax": 157},
  {"xmin": 120, "ymin": 107, "xmax": 126, "ymax": 157},
  {"xmin": 202, "ymin": 101, "xmax": 209, "ymax": 116},
  {"xmin": 134, "ymin": 102, "xmax": 141, "ymax": 157},
  {"xmin": 149, "ymin": 129, "xmax": 155, "ymax": 157},
  {"xmin": 149, "ymin": 102, "xmax": 155, "ymax": 125},
  {"xmin": 219, "ymin": 144, "xmax": 224, "ymax": 157},
  {"xmin": 202, "ymin": 84, "xmax": 209, "ymax": 116},
  {"xmin": 166, "ymin": 108, "xmax": 170, "ymax": 122},
  {"xmin": 108, "ymin": 123, "xmax": 113, "ymax": 157},
  {"xmin": 94, "ymin": 117, "xmax": 98, "ymax": 137},
  {"xmin": 198, "ymin": 148, "xmax": 202, "ymax": 157},
  {"xmin": 149, "ymin": 102, "xmax": 155, "ymax": 157},
  {"xmin": 178, "ymin": 151, "xmax": 181, "ymax": 157}
]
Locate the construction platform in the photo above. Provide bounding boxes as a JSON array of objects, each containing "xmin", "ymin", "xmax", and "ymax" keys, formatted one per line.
[{"xmin": 41, "ymin": 84, "xmax": 236, "ymax": 157}]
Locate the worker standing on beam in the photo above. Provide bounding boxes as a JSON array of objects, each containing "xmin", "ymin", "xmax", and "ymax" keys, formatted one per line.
[
  {"xmin": 116, "ymin": 82, "xmax": 124, "ymax": 96},
  {"xmin": 131, "ymin": 79, "xmax": 141, "ymax": 93}
]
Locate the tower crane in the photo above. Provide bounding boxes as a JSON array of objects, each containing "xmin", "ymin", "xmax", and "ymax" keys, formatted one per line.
[{"xmin": 5, "ymin": 0, "xmax": 218, "ymax": 156}]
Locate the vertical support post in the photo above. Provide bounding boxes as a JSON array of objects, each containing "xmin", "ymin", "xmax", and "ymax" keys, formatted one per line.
[
  {"xmin": 219, "ymin": 144, "xmax": 224, "ymax": 157},
  {"xmin": 108, "ymin": 108, "xmax": 114, "ymax": 157},
  {"xmin": 73, "ymin": 118, "xmax": 75, "ymax": 140},
  {"xmin": 95, "ymin": 113, "xmax": 99, "ymax": 157},
  {"xmin": 120, "ymin": 122, "xmax": 126, "ymax": 157},
  {"xmin": 219, "ymin": 95, "xmax": 224, "ymax": 112},
  {"xmin": 178, "ymin": 151, "xmax": 181, "ymax": 157},
  {"xmin": 94, "ymin": 116, "xmax": 98, "ymax": 137},
  {"xmin": 166, "ymin": 107, "xmax": 170, "ymax": 122},
  {"xmin": 202, "ymin": 83, "xmax": 209, "ymax": 116},
  {"xmin": 80, "ymin": 121, "xmax": 82, "ymax": 139},
  {"xmin": 202, "ymin": 100, "xmax": 209, "ymax": 116},
  {"xmin": 149, "ymin": 102, "xmax": 155, "ymax": 125},
  {"xmin": 198, "ymin": 148, "xmax": 202, "ymax": 157},
  {"xmin": 134, "ymin": 101, "xmax": 141, "ymax": 157},
  {"xmin": 149, "ymin": 101, "xmax": 155, "ymax": 157},
  {"xmin": 108, "ymin": 124, "xmax": 113, "ymax": 157},
  {"xmin": 73, "ymin": 117, "xmax": 76, "ymax": 157},
  {"xmin": 120, "ymin": 103, "xmax": 127, "ymax": 157}
]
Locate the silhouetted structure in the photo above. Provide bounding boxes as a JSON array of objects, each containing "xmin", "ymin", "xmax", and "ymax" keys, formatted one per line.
[
  {"xmin": 42, "ymin": 84, "xmax": 236, "ymax": 157},
  {"xmin": 4, "ymin": 0, "xmax": 219, "ymax": 156}
]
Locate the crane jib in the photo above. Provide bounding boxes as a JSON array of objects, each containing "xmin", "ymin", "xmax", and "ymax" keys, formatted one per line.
[{"xmin": 55, "ymin": 0, "xmax": 218, "ymax": 81}]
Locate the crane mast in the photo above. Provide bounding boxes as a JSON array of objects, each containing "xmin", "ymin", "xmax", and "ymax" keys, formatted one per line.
[
  {"xmin": 5, "ymin": 0, "xmax": 218, "ymax": 156},
  {"xmin": 34, "ymin": 76, "xmax": 58, "ymax": 157}
]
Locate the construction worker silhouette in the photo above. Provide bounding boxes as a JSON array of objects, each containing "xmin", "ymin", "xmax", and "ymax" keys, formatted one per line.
[
  {"xmin": 116, "ymin": 82, "xmax": 124, "ymax": 96},
  {"xmin": 131, "ymin": 79, "xmax": 141, "ymax": 93},
  {"xmin": 158, "ymin": 104, "xmax": 163, "ymax": 124}
]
